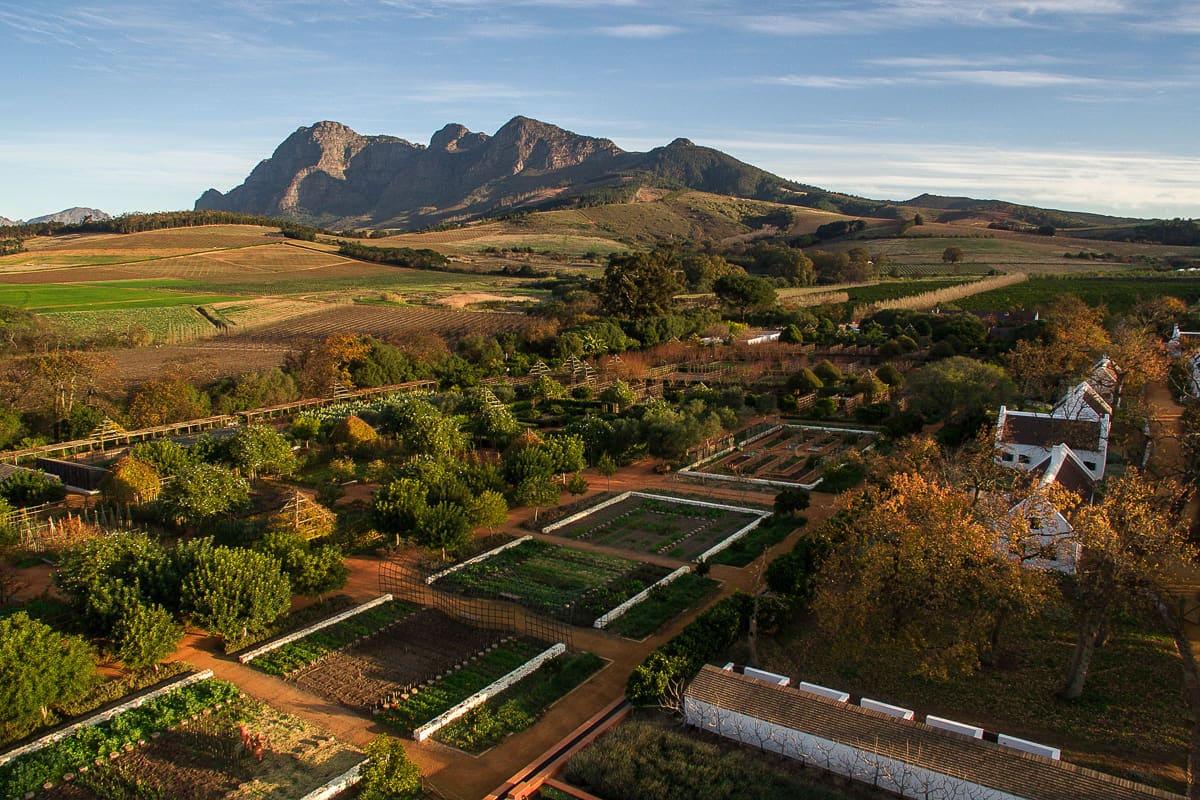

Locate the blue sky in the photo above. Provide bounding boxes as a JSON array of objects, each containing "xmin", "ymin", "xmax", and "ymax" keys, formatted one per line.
[{"xmin": 1, "ymin": 0, "xmax": 1197, "ymax": 221}]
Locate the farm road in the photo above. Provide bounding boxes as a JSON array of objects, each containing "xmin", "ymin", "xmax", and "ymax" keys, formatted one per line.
[{"xmin": 176, "ymin": 464, "xmax": 826, "ymax": 800}]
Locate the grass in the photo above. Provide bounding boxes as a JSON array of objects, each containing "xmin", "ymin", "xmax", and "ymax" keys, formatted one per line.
[
  {"xmin": 607, "ymin": 573, "xmax": 719, "ymax": 639},
  {"xmin": 247, "ymin": 599, "xmax": 415, "ymax": 674},
  {"xmin": 0, "ymin": 281, "xmax": 243, "ymax": 312},
  {"xmin": 759, "ymin": 602, "xmax": 1188, "ymax": 792},
  {"xmin": 564, "ymin": 717, "xmax": 862, "ymax": 800},
  {"xmin": 841, "ymin": 278, "xmax": 974, "ymax": 304},
  {"xmin": 433, "ymin": 651, "xmax": 604, "ymax": 753}
]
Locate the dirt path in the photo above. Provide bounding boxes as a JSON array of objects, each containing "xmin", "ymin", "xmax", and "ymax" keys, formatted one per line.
[{"xmin": 172, "ymin": 464, "xmax": 827, "ymax": 800}]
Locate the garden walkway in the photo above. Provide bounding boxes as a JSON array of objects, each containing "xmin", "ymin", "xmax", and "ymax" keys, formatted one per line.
[{"xmin": 174, "ymin": 465, "xmax": 830, "ymax": 800}]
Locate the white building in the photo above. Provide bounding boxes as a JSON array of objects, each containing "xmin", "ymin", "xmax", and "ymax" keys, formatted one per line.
[{"xmin": 994, "ymin": 406, "xmax": 1109, "ymax": 481}]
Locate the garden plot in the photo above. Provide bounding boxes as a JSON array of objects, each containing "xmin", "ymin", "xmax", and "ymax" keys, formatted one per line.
[
  {"xmin": 686, "ymin": 425, "xmax": 877, "ymax": 489},
  {"xmin": 291, "ymin": 608, "xmax": 512, "ymax": 709},
  {"xmin": 431, "ymin": 539, "xmax": 673, "ymax": 626},
  {"xmin": 548, "ymin": 493, "xmax": 768, "ymax": 562}
]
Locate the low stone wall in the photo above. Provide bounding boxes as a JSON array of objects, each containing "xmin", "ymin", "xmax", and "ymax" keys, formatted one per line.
[
  {"xmin": 696, "ymin": 515, "xmax": 768, "ymax": 562},
  {"xmin": 0, "ymin": 669, "xmax": 214, "ymax": 766},
  {"xmin": 426, "ymin": 536, "xmax": 533, "ymax": 584},
  {"xmin": 238, "ymin": 595, "xmax": 393, "ymax": 664},
  {"xmin": 298, "ymin": 760, "xmax": 367, "ymax": 800},
  {"xmin": 413, "ymin": 643, "xmax": 566, "ymax": 742}
]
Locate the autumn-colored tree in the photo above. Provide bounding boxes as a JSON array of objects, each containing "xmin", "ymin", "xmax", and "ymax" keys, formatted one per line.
[
  {"xmin": 812, "ymin": 471, "xmax": 1050, "ymax": 679},
  {"xmin": 1005, "ymin": 295, "xmax": 1110, "ymax": 400},
  {"xmin": 101, "ymin": 455, "xmax": 162, "ymax": 505},
  {"xmin": 127, "ymin": 376, "xmax": 211, "ymax": 427},
  {"xmin": 1061, "ymin": 469, "xmax": 1193, "ymax": 699}
]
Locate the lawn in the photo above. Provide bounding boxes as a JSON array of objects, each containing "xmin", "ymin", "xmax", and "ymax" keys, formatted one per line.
[
  {"xmin": 758, "ymin": 602, "xmax": 1189, "ymax": 792},
  {"xmin": 432, "ymin": 539, "xmax": 672, "ymax": 625}
]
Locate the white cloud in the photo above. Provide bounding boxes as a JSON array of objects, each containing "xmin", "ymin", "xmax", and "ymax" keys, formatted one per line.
[
  {"xmin": 758, "ymin": 74, "xmax": 918, "ymax": 89},
  {"xmin": 595, "ymin": 23, "xmax": 681, "ymax": 37},
  {"xmin": 704, "ymin": 134, "xmax": 1200, "ymax": 218}
]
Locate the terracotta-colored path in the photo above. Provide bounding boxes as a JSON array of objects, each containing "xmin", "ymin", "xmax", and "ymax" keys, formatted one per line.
[{"xmin": 174, "ymin": 466, "xmax": 827, "ymax": 800}]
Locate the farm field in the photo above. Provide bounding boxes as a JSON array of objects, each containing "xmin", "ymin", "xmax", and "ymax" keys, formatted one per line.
[
  {"xmin": 841, "ymin": 278, "xmax": 974, "ymax": 305},
  {"xmin": 692, "ymin": 425, "xmax": 877, "ymax": 488},
  {"xmin": 33, "ymin": 695, "xmax": 363, "ymax": 800},
  {"xmin": 955, "ymin": 274, "xmax": 1200, "ymax": 314},
  {"xmin": 47, "ymin": 306, "xmax": 215, "ymax": 343},
  {"xmin": 291, "ymin": 607, "xmax": 512, "ymax": 709},
  {"xmin": 549, "ymin": 493, "xmax": 765, "ymax": 562},
  {"xmin": 432, "ymin": 539, "xmax": 672, "ymax": 626},
  {"xmin": 0, "ymin": 281, "xmax": 242, "ymax": 312},
  {"xmin": 232, "ymin": 303, "xmax": 531, "ymax": 342}
]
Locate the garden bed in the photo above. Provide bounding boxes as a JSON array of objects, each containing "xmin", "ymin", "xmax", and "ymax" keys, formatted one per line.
[
  {"xmin": 606, "ymin": 573, "xmax": 719, "ymax": 639},
  {"xmin": 375, "ymin": 638, "xmax": 548, "ymax": 734},
  {"xmin": 548, "ymin": 494, "xmax": 766, "ymax": 562},
  {"xmin": 247, "ymin": 599, "xmax": 415, "ymax": 675},
  {"xmin": 434, "ymin": 651, "xmax": 605, "ymax": 754},
  {"xmin": 707, "ymin": 517, "xmax": 801, "ymax": 568},
  {"xmin": 27, "ymin": 693, "xmax": 363, "ymax": 800},
  {"xmin": 431, "ymin": 539, "xmax": 673, "ymax": 626},
  {"xmin": 291, "ymin": 608, "xmax": 512, "ymax": 709},
  {"xmin": 685, "ymin": 425, "xmax": 876, "ymax": 490}
]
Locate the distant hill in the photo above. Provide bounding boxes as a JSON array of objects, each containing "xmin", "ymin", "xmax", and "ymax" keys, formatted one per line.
[
  {"xmin": 900, "ymin": 194, "xmax": 1135, "ymax": 228},
  {"xmin": 0, "ymin": 215, "xmax": 15, "ymax": 227},
  {"xmin": 196, "ymin": 116, "xmax": 908, "ymax": 230},
  {"xmin": 25, "ymin": 207, "xmax": 111, "ymax": 225}
]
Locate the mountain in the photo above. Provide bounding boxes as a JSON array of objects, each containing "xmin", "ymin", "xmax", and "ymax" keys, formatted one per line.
[
  {"xmin": 196, "ymin": 117, "xmax": 846, "ymax": 229},
  {"xmin": 900, "ymin": 194, "xmax": 1134, "ymax": 228},
  {"xmin": 25, "ymin": 207, "xmax": 111, "ymax": 225},
  {"xmin": 0, "ymin": 215, "xmax": 15, "ymax": 227}
]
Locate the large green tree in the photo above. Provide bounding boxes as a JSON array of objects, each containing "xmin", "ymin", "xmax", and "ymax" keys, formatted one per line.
[
  {"xmin": 598, "ymin": 251, "xmax": 681, "ymax": 318},
  {"xmin": 180, "ymin": 544, "xmax": 290, "ymax": 644},
  {"xmin": 903, "ymin": 356, "xmax": 1016, "ymax": 421},
  {"xmin": 227, "ymin": 424, "xmax": 297, "ymax": 479},
  {"xmin": 0, "ymin": 612, "xmax": 95, "ymax": 729},
  {"xmin": 112, "ymin": 601, "xmax": 183, "ymax": 672},
  {"xmin": 359, "ymin": 736, "xmax": 421, "ymax": 800},
  {"xmin": 158, "ymin": 462, "xmax": 250, "ymax": 526}
]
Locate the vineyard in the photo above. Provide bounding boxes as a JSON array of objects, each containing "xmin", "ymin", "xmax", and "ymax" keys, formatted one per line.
[
  {"xmin": 550, "ymin": 494, "xmax": 764, "ymax": 561},
  {"xmin": 954, "ymin": 274, "xmax": 1200, "ymax": 314},
  {"xmin": 235, "ymin": 303, "xmax": 531, "ymax": 341},
  {"xmin": 45, "ymin": 306, "xmax": 216, "ymax": 344}
]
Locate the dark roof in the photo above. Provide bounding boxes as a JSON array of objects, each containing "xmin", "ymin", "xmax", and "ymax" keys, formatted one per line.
[
  {"xmin": 1030, "ymin": 447, "xmax": 1096, "ymax": 498},
  {"xmin": 686, "ymin": 665, "xmax": 1180, "ymax": 800},
  {"xmin": 1000, "ymin": 413, "xmax": 1103, "ymax": 451},
  {"xmin": 974, "ymin": 310, "xmax": 1040, "ymax": 326}
]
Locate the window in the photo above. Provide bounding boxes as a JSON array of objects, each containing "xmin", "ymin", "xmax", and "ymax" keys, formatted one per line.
[
  {"xmin": 1018, "ymin": 454, "xmax": 1031, "ymax": 464},
  {"xmin": 1002, "ymin": 452, "xmax": 1015, "ymax": 462},
  {"xmin": 1084, "ymin": 461, "xmax": 1096, "ymax": 470}
]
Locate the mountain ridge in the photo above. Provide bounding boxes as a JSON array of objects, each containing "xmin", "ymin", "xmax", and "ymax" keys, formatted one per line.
[{"xmin": 196, "ymin": 117, "xmax": 1145, "ymax": 232}]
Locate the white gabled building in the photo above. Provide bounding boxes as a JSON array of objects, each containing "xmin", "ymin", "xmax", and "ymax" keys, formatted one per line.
[
  {"xmin": 996, "ymin": 444, "xmax": 1095, "ymax": 574},
  {"xmin": 1051, "ymin": 381, "xmax": 1111, "ymax": 422},
  {"xmin": 994, "ymin": 406, "xmax": 1109, "ymax": 481}
]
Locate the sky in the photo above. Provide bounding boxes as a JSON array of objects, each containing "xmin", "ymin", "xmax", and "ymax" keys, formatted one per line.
[{"xmin": 1, "ymin": 0, "xmax": 1198, "ymax": 221}]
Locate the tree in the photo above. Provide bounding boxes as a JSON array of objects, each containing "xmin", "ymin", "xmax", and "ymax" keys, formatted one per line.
[
  {"xmin": 56, "ymin": 531, "xmax": 168, "ymax": 634},
  {"xmin": 812, "ymin": 360, "xmax": 842, "ymax": 386},
  {"xmin": 259, "ymin": 529, "xmax": 348, "ymax": 598},
  {"xmin": 415, "ymin": 501, "xmax": 473, "ymax": 560},
  {"xmin": 127, "ymin": 375, "xmax": 210, "ymax": 428},
  {"xmin": 813, "ymin": 473, "xmax": 1048, "ymax": 679},
  {"xmin": 0, "ymin": 612, "xmax": 95, "ymax": 728},
  {"xmin": 598, "ymin": 251, "xmax": 681, "ymax": 318},
  {"xmin": 599, "ymin": 380, "xmax": 637, "ymax": 412},
  {"xmin": 227, "ymin": 424, "xmax": 296, "ymax": 479},
  {"xmin": 597, "ymin": 452, "xmax": 618, "ymax": 490},
  {"xmin": 0, "ymin": 469, "xmax": 65, "ymax": 507},
  {"xmin": 130, "ymin": 439, "xmax": 194, "ymax": 478},
  {"xmin": 0, "ymin": 402, "xmax": 23, "ymax": 450},
  {"xmin": 112, "ymin": 601, "xmax": 183, "ymax": 672},
  {"xmin": 942, "ymin": 246, "xmax": 964, "ymax": 263},
  {"xmin": 158, "ymin": 463, "xmax": 250, "ymax": 526},
  {"xmin": 713, "ymin": 274, "xmax": 777, "ymax": 320},
  {"xmin": 567, "ymin": 472, "xmax": 589, "ymax": 495},
  {"xmin": 101, "ymin": 455, "xmax": 161, "ymax": 506},
  {"xmin": 1004, "ymin": 295, "xmax": 1109, "ymax": 400},
  {"xmin": 372, "ymin": 477, "xmax": 429, "ymax": 539},
  {"xmin": 180, "ymin": 544, "xmax": 291, "ymax": 644},
  {"xmin": 903, "ymin": 356, "xmax": 1016, "ymax": 422},
  {"xmin": 291, "ymin": 414, "xmax": 322, "ymax": 446},
  {"xmin": 469, "ymin": 490, "xmax": 509, "ymax": 532},
  {"xmin": 380, "ymin": 397, "xmax": 465, "ymax": 458},
  {"xmin": 774, "ymin": 487, "xmax": 810, "ymax": 517},
  {"xmin": 787, "ymin": 367, "xmax": 823, "ymax": 394},
  {"xmin": 1061, "ymin": 469, "xmax": 1193, "ymax": 700},
  {"xmin": 329, "ymin": 415, "xmax": 379, "ymax": 452},
  {"xmin": 514, "ymin": 476, "xmax": 560, "ymax": 522},
  {"xmin": 359, "ymin": 735, "xmax": 421, "ymax": 800}
]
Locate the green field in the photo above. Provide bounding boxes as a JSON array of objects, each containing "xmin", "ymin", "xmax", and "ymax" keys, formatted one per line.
[
  {"xmin": 0, "ymin": 280, "xmax": 243, "ymax": 312},
  {"xmin": 955, "ymin": 274, "xmax": 1200, "ymax": 313}
]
